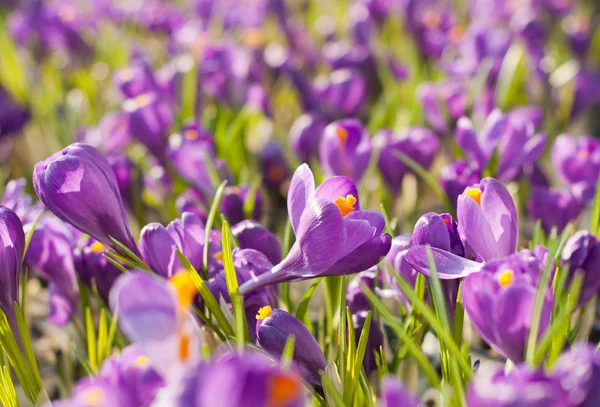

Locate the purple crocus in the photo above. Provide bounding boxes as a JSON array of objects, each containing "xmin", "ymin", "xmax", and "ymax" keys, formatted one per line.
[
  {"xmin": 231, "ymin": 220, "xmax": 282, "ymax": 265},
  {"xmin": 552, "ymin": 134, "xmax": 600, "ymax": 199},
  {"xmin": 467, "ymin": 362, "xmax": 568, "ymax": 407},
  {"xmin": 122, "ymin": 92, "xmax": 173, "ymax": 161},
  {"xmin": 0, "ymin": 207, "xmax": 25, "ymax": 337},
  {"xmin": 256, "ymin": 306, "xmax": 326, "ymax": 393},
  {"xmin": 440, "ymin": 160, "xmax": 481, "ymax": 207},
  {"xmin": 417, "ymin": 80, "xmax": 466, "ymax": 134},
  {"xmin": 374, "ymin": 127, "xmax": 439, "ymax": 195},
  {"xmin": 561, "ymin": 231, "xmax": 600, "ymax": 306},
  {"xmin": 240, "ymin": 164, "xmax": 391, "ymax": 294},
  {"xmin": 25, "ymin": 216, "xmax": 79, "ymax": 326},
  {"xmin": 177, "ymin": 351, "xmax": 304, "ymax": 407},
  {"xmin": 347, "ymin": 269, "xmax": 378, "ymax": 314},
  {"xmin": 175, "ymin": 189, "xmax": 208, "ymax": 224},
  {"xmin": 113, "ymin": 59, "xmax": 159, "ymax": 99},
  {"xmin": 0, "ymin": 86, "xmax": 29, "ymax": 137},
  {"xmin": 76, "ymin": 238, "xmax": 123, "ymax": 305},
  {"xmin": 77, "ymin": 112, "xmax": 131, "ymax": 155},
  {"xmin": 550, "ymin": 343, "xmax": 600, "ymax": 405},
  {"xmin": 528, "ymin": 186, "xmax": 582, "ymax": 234},
  {"xmin": 259, "ymin": 141, "xmax": 290, "ymax": 191},
  {"xmin": 314, "ymin": 68, "xmax": 368, "ymax": 118},
  {"xmin": 49, "ymin": 376, "xmax": 137, "ymax": 407},
  {"xmin": 319, "ymin": 119, "xmax": 372, "ymax": 183},
  {"xmin": 380, "ymin": 377, "xmax": 420, "ymax": 407},
  {"xmin": 382, "ymin": 235, "xmax": 421, "ymax": 310},
  {"xmin": 33, "ymin": 143, "xmax": 139, "ymax": 255},
  {"xmin": 290, "ymin": 113, "xmax": 327, "ymax": 164},
  {"xmin": 462, "ymin": 251, "xmax": 553, "ymax": 363},
  {"xmin": 353, "ymin": 310, "xmax": 384, "ymax": 376},
  {"xmin": 106, "ymin": 153, "xmax": 140, "ymax": 213},
  {"xmin": 139, "ymin": 212, "xmax": 214, "ymax": 278},
  {"xmin": 110, "ymin": 271, "xmax": 201, "ymax": 380},
  {"xmin": 1, "ymin": 178, "xmax": 43, "ymax": 224},
  {"xmin": 220, "ymin": 186, "xmax": 262, "ymax": 226}
]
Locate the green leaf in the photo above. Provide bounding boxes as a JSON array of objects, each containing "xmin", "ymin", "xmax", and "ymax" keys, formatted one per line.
[
  {"xmin": 85, "ymin": 307, "xmax": 98, "ymax": 373},
  {"xmin": 22, "ymin": 210, "xmax": 44, "ymax": 263},
  {"xmin": 360, "ymin": 282, "xmax": 441, "ymax": 388},
  {"xmin": 295, "ymin": 278, "xmax": 322, "ymax": 323},
  {"xmin": 202, "ymin": 180, "xmax": 228, "ymax": 278},
  {"xmin": 0, "ymin": 365, "xmax": 18, "ymax": 407},
  {"xmin": 108, "ymin": 236, "xmax": 150, "ymax": 271},
  {"xmin": 281, "ymin": 335, "xmax": 296, "ymax": 370}
]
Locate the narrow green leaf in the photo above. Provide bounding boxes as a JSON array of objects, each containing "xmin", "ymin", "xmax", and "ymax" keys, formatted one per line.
[
  {"xmin": 97, "ymin": 308, "xmax": 108, "ymax": 364},
  {"xmin": 85, "ymin": 307, "xmax": 98, "ymax": 372},
  {"xmin": 526, "ymin": 253, "xmax": 555, "ymax": 364},
  {"xmin": 281, "ymin": 335, "xmax": 296, "ymax": 369},
  {"xmin": 590, "ymin": 175, "xmax": 600, "ymax": 237},
  {"xmin": 295, "ymin": 278, "xmax": 322, "ymax": 322},
  {"xmin": 22, "ymin": 210, "xmax": 44, "ymax": 263},
  {"xmin": 108, "ymin": 236, "xmax": 150, "ymax": 271},
  {"xmin": 13, "ymin": 304, "xmax": 42, "ymax": 391},
  {"xmin": 103, "ymin": 254, "xmax": 129, "ymax": 273},
  {"xmin": 202, "ymin": 180, "xmax": 228, "ymax": 277}
]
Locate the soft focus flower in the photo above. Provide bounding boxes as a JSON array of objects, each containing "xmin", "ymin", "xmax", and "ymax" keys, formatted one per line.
[
  {"xmin": 289, "ymin": 113, "xmax": 326, "ymax": 163},
  {"xmin": 259, "ymin": 141, "xmax": 290, "ymax": 191},
  {"xmin": 462, "ymin": 251, "xmax": 553, "ymax": 363},
  {"xmin": 383, "ymin": 235, "xmax": 422, "ymax": 310},
  {"xmin": 1, "ymin": 178, "xmax": 43, "ymax": 224},
  {"xmin": 49, "ymin": 376, "xmax": 136, "ymax": 407},
  {"xmin": 76, "ymin": 238, "xmax": 123, "ymax": 304},
  {"xmin": 561, "ymin": 231, "xmax": 600, "ymax": 306},
  {"xmin": 319, "ymin": 119, "xmax": 372, "ymax": 183},
  {"xmin": 375, "ymin": 127, "xmax": 439, "ymax": 195},
  {"xmin": 106, "ymin": 153, "xmax": 140, "ymax": 213},
  {"xmin": 0, "ymin": 207, "xmax": 25, "ymax": 337},
  {"xmin": 240, "ymin": 164, "xmax": 391, "ymax": 294},
  {"xmin": 550, "ymin": 343, "xmax": 600, "ymax": 406},
  {"xmin": 0, "ymin": 86, "xmax": 29, "ymax": 137},
  {"xmin": 552, "ymin": 134, "xmax": 600, "ymax": 199},
  {"xmin": 417, "ymin": 80, "xmax": 466, "ymax": 133},
  {"xmin": 256, "ymin": 306, "xmax": 326, "ymax": 393},
  {"xmin": 77, "ymin": 112, "xmax": 131, "ymax": 155},
  {"xmin": 528, "ymin": 186, "xmax": 582, "ymax": 234},
  {"xmin": 467, "ymin": 362, "xmax": 568, "ymax": 407},
  {"xmin": 380, "ymin": 376, "xmax": 420, "ymax": 407},
  {"xmin": 440, "ymin": 160, "xmax": 481, "ymax": 206},
  {"xmin": 231, "ymin": 220, "xmax": 282, "ymax": 265},
  {"xmin": 346, "ymin": 269, "xmax": 378, "ymax": 314},
  {"xmin": 25, "ymin": 216, "xmax": 79, "ymax": 326},
  {"xmin": 220, "ymin": 186, "xmax": 262, "ymax": 226},
  {"xmin": 113, "ymin": 59, "xmax": 159, "ymax": 99},
  {"xmin": 314, "ymin": 68, "xmax": 368, "ymax": 118},
  {"xmin": 33, "ymin": 143, "xmax": 139, "ymax": 255}
]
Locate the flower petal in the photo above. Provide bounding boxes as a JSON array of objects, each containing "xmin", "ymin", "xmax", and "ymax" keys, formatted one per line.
[
  {"xmin": 314, "ymin": 176, "xmax": 360, "ymax": 209},
  {"xmin": 287, "ymin": 164, "xmax": 315, "ymax": 234},
  {"xmin": 405, "ymin": 245, "xmax": 482, "ymax": 279}
]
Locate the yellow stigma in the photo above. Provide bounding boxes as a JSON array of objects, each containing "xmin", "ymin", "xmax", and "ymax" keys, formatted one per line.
[
  {"xmin": 213, "ymin": 251, "xmax": 224, "ymax": 262},
  {"xmin": 268, "ymin": 165, "xmax": 286, "ymax": 183},
  {"xmin": 256, "ymin": 305, "xmax": 273, "ymax": 321},
  {"xmin": 184, "ymin": 129, "xmax": 198, "ymax": 141},
  {"xmin": 90, "ymin": 242, "xmax": 106, "ymax": 254},
  {"xmin": 134, "ymin": 93, "xmax": 153, "ymax": 109},
  {"xmin": 179, "ymin": 333, "xmax": 190, "ymax": 362},
  {"xmin": 81, "ymin": 387, "xmax": 106, "ymax": 406},
  {"xmin": 267, "ymin": 373, "xmax": 301, "ymax": 407},
  {"xmin": 497, "ymin": 269, "xmax": 514, "ymax": 287},
  {"xmin": 169, "ymin": 271, "xmax": 198, "ymax": 309},
  {"xmin": 336, "ymin": 127, "xmax": 348, "ymax": 144},
  {"xmin": 135, "ymin": 355, "xmax": 149, "ymax": 368},
  {"xmin": 465, "ymin": 188, "xmax": 482, "ymax": 206},
  {"xmin": 335, "ymin": 195, "xmax": 357, "ymax": 217},
  {"xmin": 244, "ymin": 28, "xmax": 265, "ymax": 47}
]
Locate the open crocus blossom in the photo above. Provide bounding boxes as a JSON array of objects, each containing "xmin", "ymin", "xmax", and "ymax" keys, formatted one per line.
[
  {"xmin": 239, "ymin": 164, "xmax": 391, "ymax": 294},
  {"xmin": 109, "ymin": 271, "xmax": 201, "ymax": 380},
  {"xmin": 461, "ymin": 251, "xmax": 553, "ymax": 363},
  {"xmin": 33, "ymin": 143, "xmax": 139, "ymax": 255}
]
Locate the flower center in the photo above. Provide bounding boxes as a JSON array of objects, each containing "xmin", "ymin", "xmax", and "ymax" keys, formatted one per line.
[
  {"xmin": 134, "ymin": 93, "xmax": 154, "ymax": 109},
  {"xmin": 268, "ymin": 373, "xmax": 301, "ymax": 407},
  {"xmin": 184, "ymin": 129, "xmax": 198, "ymax": 141},
  {"xmin": 256, "ymin": 305, "xmax": 273, "ymax": 320},
  {"xmin": 169, "ymin": 271, "xmax": 198, "ymax": 309},
  {"xmin": 465, "ymin": 187, "xmax": 482, "ymax": 205},
  {"xmin": 213, "ymin": 251, "xmax": 224, "ymax": 262},
  {"xmin": 336, "ymin": 127, "xmax": 348, "ymax": 145},
  {"xmin": 497, "ymin": 269, "xmax": 514, "ymax": 287},
  {"xmin": 135, "ymin": 355, "xmax": 149, "ymax": 368},
  {"xmin": 335, "ymin": 195, "xmax": 357, "ymax": 217},
  {"xmin": 179, "ymin": 333, "xmax": 190, "ymax": 362},
  {"xmin": 81, "ymin": 387, "xmax": 106, "ymax": 406},
  {"xmin": 268, "ymin": 165, "xmax": 286, "ymax": 183},
  {"xmin": 90, "ymin": 241, "xmax": 105, "ymax": 254}
]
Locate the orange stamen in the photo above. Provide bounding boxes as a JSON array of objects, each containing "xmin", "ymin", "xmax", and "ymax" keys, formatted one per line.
[{"xmin": 335, "ymin": 195, "xmax": 357, "ymax": 217}]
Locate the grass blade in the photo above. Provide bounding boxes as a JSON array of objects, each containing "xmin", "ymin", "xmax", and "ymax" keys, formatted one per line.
[
  {"xmin": 295, "ymin": 277, "xmax": 322, "ymax": 323},
  {"xmin": 202, "ymin": 180, "xmax": 228, "ymax": 278}
]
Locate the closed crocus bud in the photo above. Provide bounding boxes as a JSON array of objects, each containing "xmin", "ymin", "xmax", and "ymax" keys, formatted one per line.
[
  {"xmin": 256, "ymin": 306, "xmax": 327, "ymax": 392},
  {"xmin": 314, "ymin": 68, "xmax": 368, "ymax": 118},
  {"xmin": 259, "ymin": 141, "xmax": 290, "ymax": 191},
  {"xmin": 123, "ymin": 92, "xmax": 173, "ymax": 161},
  {"xmin": 110, "ymin": 271, "xmax": 201, "ymax": 380},
  {"xmin": 25, "ymin": 216, "xmax": 79, "ymax": 326},
  {"xmin": 381, "ymin": 376, "xmax": 420, "ymax": 407},
  {"xmin": 98, "ymin": 344, "xmax": 164, "ymax": 407},
  {"xmin": 106, "ymin": 153, "xmax": 140, "ymax": 212},
  {"xmin": 319, "ymin": 119, "xmax": 372, "ymax": 183},
  {"xmin": 375, "ymin": 127, "xmax": 439, "ymax": 195},
  {"xmin": 220, "ymin": 185, "xmax": 262, "ymax": 226},
  {"xmin": 113, "ymin": 59, "xmax": 159, "ymax": 99},
  {"xmin": 550, "ymin": 343, "xmax": 600, "ymax": 405},
  {"xmin": 240, "ymin": 164, "xmax": 391, "ymax": 294},
  {"xmin": 177, "ymin": 351, "xmax": 304, "ymax": 407},
  {"xmin": 139, "ymin": 212, "xmax": 208, "ymax": 278},
  {"xmin": 353, "ymin": 311, "xmax": 383, "ymax": 376},
  {"xmin": 467, "ymin": 362, "xmax": 568, "ymax": 407},
  {"xmin": 33, "ymin": 143, "xmax": 139, "ymax": 256},
  {"xmin": 0, "ymin": 207, "xmax": 25, "ymax": 335},
  {"xmin": 561, "ymin": 231, "xmax": 600, "ymax": 306},
  {"xmin": 457, "ymin": 178, "xmax": 517, "ymax": 262},
  {"xmin": 528, "ymin": 186, "xmax": 582, "ymax": 234},
  {"xmin": 440, "ymin": 160, "xmax": 481, "ymax": 207},
  {"xmin": 462, "ymin": 251, "xmax": 553, "ymax": 363},
  {"xmin": 552, "ymin": 134, "xmax": 600, "ymax": 192},
  {"xmin": 76, "ymin": 239, "xmax": 123, "ymax": 304},
  {"xmin": 346, "ymin": 268, "xmax": 378, "ymax": 314},
  {"xmin": 232, "ymin": 220, "xmax": 282, "ymax": 265},
  {"xmin": 290, "ymin": 113, "xmax": 326, "ymax": 163}
]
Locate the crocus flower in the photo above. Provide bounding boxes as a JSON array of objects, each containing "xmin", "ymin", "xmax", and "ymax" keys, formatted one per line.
[
  {"xmin": 0, "ymin": 207, "xmax": 25, "ymax": 337},
  {"xmin": 561, "ymin": 231, "xmax": 600, "ymax": 306},
  {"xmin": 402, "ymin": 0, "xmax": 454, "ymax": 58},
  {"xmin": 552, "ymin": 134, "xmax": 600, "ymax": 197},
  {"xmin": 440, "ymin": 160, "xmax": 481, "ymax": 207},
  {"xmin": 528, "ymin": 186, "xmax": 582, "ymax": 234},
  {"xmin": 175, "ymin": 189, "xmax": 208, "ymax": 224},
  {"xmin": 374, "ymin": 127, "xmax": 439, "ymax": 195},
  {"xmin": 259, "ymin": 141, "xmax": 290, "ymax": 191},
  {"xmin": 461, "ymin": 251, "xmax": 553, "ymax": 363},
  {"xmin": 0, "ymin": 86, "xmax": 29, "ymax": 137},
  {"xmin": 382, "ymin": 235, "xmax": 422, "ymax": 310},
  {"xmin": 49, "ymin": 376, "xmax": 136, "ymax": 407},
  {"xmin": 1, "ymin": 178, "xmax": 43, "ymax": 224},
  {"xmin": 380, "ymin": 377, "xmax": 420, "ymax": 407},
  {"xmin": 177, "ymin": 351, "xmax": 304, "ymax": 407},
  {"xmin": 113, "ymin": 59, "xmax": 159, "ymax": 99},
  {"xmin": 240, "ymin": 164, "xmax": 391, "ymax": 294},
  {"xmin": 290, "ymin": 113, "xmax": 326, "ymax": 163},
  {"xmin": 77, "ymin": 112, "xmax": 131, "ymax": 155},
  {"xmin": 25, "ymin": 216, "xmax": 79, "ymax": 326},
  {"xmin": 76, "ymin": 238, "xmax": 123, "ymax": 304},
  {"xmin": 99, "ymin": 344, "xmax": 165, "ymax": 407},
  {"xmin": 319, "ymin": 119, "xmax": 372, "ymax": 183},
  {"xmin": 347, "ymin": 268, "xmax": 378, "ymax": 314},
  {"xmin": 314, "ymin": 68, "xmax": 368, "ymax": 118},
  {"xmin": 231, "ymin": 220, "xmax": 282, "ymax": 265},
  {"xmin": 220, "ymin": 186, "xmax": 262, "ymax": 226},
  {"xmin": 107, "ymin": 153, "xmax": 140, "ymax": 213},
  {"xmin": 417, "ymin": 80, "xmax": 466, "ymax": 134},
  {"xmin": 123, "ymin": 92, "xmax": 173, "ymax": 161},
  {"xmin": 139, "ymin": 212, "xmax": 214, "ymax": 278},
  {"xmin": 563, "ymin": 15, "xmax": 592, "ymax": 59},
  {"xmin": 110, "ymin": 271, "xmax": 201, "ymax": 380},
  {"xmin": 353, "ymin": 310, "xmax": 384, "ymax": 376},
  {"xmin": 550, "ymin": 343, "xmax": 600, "ymax": 405},
  {"xmin": 33, "ymin": 143, "xmax": 139, "ymax": 256},
  {"xmin": 467, "ymin": 362, "xmax": 568, "ymax": 407},
  {"xmin": 256, "ymin": 306, "xmax": 326, "ymax": 393}
]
